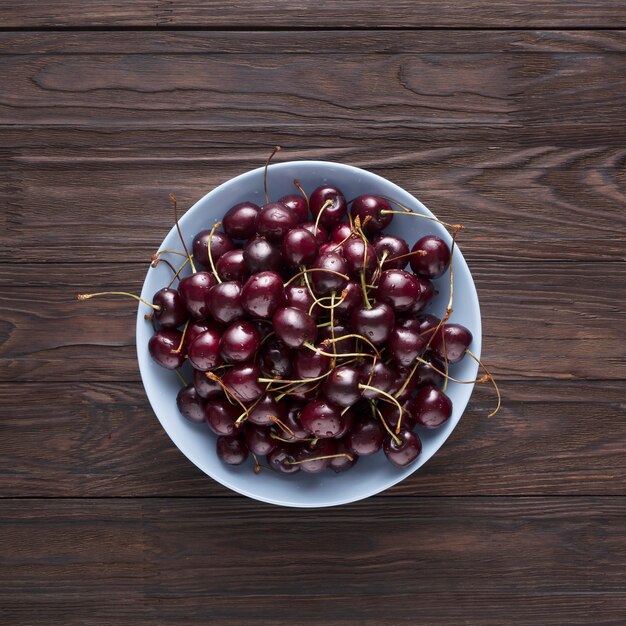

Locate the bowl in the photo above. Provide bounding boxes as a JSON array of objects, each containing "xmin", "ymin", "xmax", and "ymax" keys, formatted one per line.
[{"xmin": 137, "ymin": 160, "xmax": 481, "ymax": 508}]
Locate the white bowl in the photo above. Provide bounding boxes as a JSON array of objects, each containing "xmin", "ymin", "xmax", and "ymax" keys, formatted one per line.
[{"xmin": 137, "ymin": 161, "xmax": 481, "ymax": 508}]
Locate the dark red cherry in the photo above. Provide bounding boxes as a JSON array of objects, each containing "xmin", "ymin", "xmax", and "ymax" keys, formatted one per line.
[
  {"xmin": 377, "ymin": 269, "xmax": 421, "ymax": 313},
  {"xmin": 216, "ymin": 433, "xmax": 249, "ymax": 465},
  {"xmin": 204, "ymin": 398, "xmax": 241, "ymax": 436},
  {"xmin": 193, "ymin": 369, "xmax": 223, "ymax": 400},
  {"xmin": 415, "ymin": 360, "xmax": 445, "ymax": 388},
  {"xmin": 300, "ymin": 399, "xmax": 346, "ymax": 439},
  {"xmin": 318, "ymin": 241, "xmax": 342, "ymax": 257},
  {"xmin": 192, "ymin": 229, "xmax": 234, "ymax": 268},
  {"xmin": 322, "ymin": 366, "xmax": 363, "ymax": 407},
  {"xmin": 222, "ymin": 363, "xmax": 264, "ymax": 402},
  {"xmin": 391, "ymin": 365, "xmax": 421, "ymax": 404},
  {"xmin": 219, "ymin": 320, "xmax": 261, "ymax": 364},
  {"xmin": 311, "ymin": 252, "xmax": 348, "ymax": 295},
  {"xmin": 348, "ymin": 415, "xmax": 383, "ymax": 456},
  {"xmin": 245, "ymin": 425, "xmax": 277, "ymax": 456},
  {"xmin": 415, "ymin": 314, "xmax": 441, "ymax": 336},
  {"xmin": 350, "ymin": 195, "xmax": 392, "ymax": 233},
  {"xmin": 247, "ymin": 393, "xmax": 287, "ymax": 426},
  {"xmin": 378, "ymin": 401, "xmax": 415, "ymax": 433},
  {"xmin": 216, "ymin": 249, "xmax": 249, "ymax": 283},
  {"xmin": 187, "ymin": 328, "xmax": 222, "ymax": 371},
  {"xmin": 405, "ymin": 277, "xmax": 435, "ymax": 315},
  {"xmin": 184, "ymin": 319, "xmax": 220, "ymax": 353},
  {"xmin": 293, "ymin": 347, "xmax": 331, "ymax": 380},
  {"xmin": 318, "ymin": 324, "xmax": 357, "ymax": 356},
  {"xmin": 351, "ymin": 302, "xmax": 395, "ymax": 346},
  {"xmin": 267, "ymin": 444, "xmax": 300, "ymax": 474},
  {"xmin": 257, "ymin": 202, "xmax": 298, "ymax": 243},
  {"xmin": 384, "ymin": 429, "xmax": 422, "ymax": 468},
  {"xmin": 329, "ymin": 438, "xmax": 359, "ymax": 473},
  {"xmin": 179, "ymin": 271, "xmax": 217, "ymax": 319},
  {"xmin": 279, "ymin": 194, "xmax": 308, "ymax": 223},
  {"xmin": 334, "ymin": 406, "xmax": 354, "ymax": 439},
  {"xmin": 258, "ymin": 337, "xmax": 292, "ymax": 379},
  {"xmin": 243, "ymin": 236, "xmax": 282, "ymax": 273},
  {"xmin": 373, "ymin": 235, "xmax": 410, "ymax": 270},
  {"xmin": 281, "ymin": 226, "xmax": 319, "ymax": 267},
  {"xmin": 223, "ymin": 201, "xmax": 260, "ymax": 240},
  {"xmin": 152, "ymin": 288, "xmax": 188, "ymax": 328},
  {"xmin": 206, "ymin": 281, "xmax": 244, "ymax": 325},
  {"xmin": 241, "ymin": 271, "xmax": 286, "ymax": 319},
  {"xmin": 301, "ymin": 221, "xmax": 328, "ymax": 245},
  {"xmin": 330, "ymin": 222, "xmax": 353, "ymax": 243},
  {"xmin": 285, "ymin": 285, "xmax": 318, "ymax": 319},
  {"xmin": 294, "ymin": 439, "xmax": 336, "ymax": 473},
  {"xmin": 334, "ymin": 281, "xmax": 363, "ymax": 319},
  {"xmin": 148, "ymin": 329, "xmax": 185, "ymax": 369},
  {"xmin": 389, "ymin": 326, "xmax": 426, "ymax": 367},
  {"xmin": 310, "ymin": 185, "xmax": 347, "ymax": 228},
  {"xmin": 275, "ymin": 401, "xmax": 309, "ymax": 441},
  {"xmin": 431, "ymin": 324, "xmax": 473, "ymax": 364},
  {"xmin": 342, "ymin": 238, "xmax": 377, "ymax": 280},
  {"xmin": 410, "ymin": 235, "xmax": 451, "ymax": 279},
  {"xmin": 410, "ymin": 385, "xmax": 453, "ymax": 428},
  {"xmin": 176, "ymin": 384, "xmax": 205, "ymax": 423},
  {"xmin": 272, "ymin": 306, "xmax": 317, "ymax": 349},
  {"xmin": 359, "ymin": 361, "xmax": 395, "ymax": 399}
]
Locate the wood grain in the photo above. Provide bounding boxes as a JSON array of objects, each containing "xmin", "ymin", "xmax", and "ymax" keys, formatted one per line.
[
  {"xmin": 0, "ymin": 380, "xmax": 623, "ymax": 497},
  {"xmin": 2, "ymin": 1, "xmax": 626, "ymax": 28},
  {"xmin": 1, "ymin": 498, "xmax": 624, "ymax": 625}
]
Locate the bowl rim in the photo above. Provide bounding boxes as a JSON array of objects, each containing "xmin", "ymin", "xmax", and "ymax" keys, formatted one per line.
[{"xmin": 137, "ymin": 160, "xmax": 482, "ymax": 507}]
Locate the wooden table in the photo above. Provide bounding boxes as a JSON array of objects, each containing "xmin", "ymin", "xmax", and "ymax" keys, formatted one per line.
[{"xmin": 1, "ymin": 3, "xmax": 625, "ymax": 624}]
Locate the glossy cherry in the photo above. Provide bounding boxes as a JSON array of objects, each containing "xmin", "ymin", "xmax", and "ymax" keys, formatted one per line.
[
  {"xmin": 334, "ymin": 281, "xmax": 363, "ymax": 319},
  {"xmin": 178, "ymin": 271, "xmax": 217, "ymax": 319},
  {"xmin": 241, "ymin": 271, "xmax": 286, "ymax": 319},
  {"xmin": 258, "ymin": 337, "xmax": 292, "ymax": 379},
  {"xmin": 279, "ymin": 194, "xmax": 308, "ymax": 223},
  {"xmin": 152, "ymin": 288, "xmax": 189, "ymax": 328},
  {"xmin": 216, "ymin": 249, "xmax": 248, "ymax": 283},
  {"xmin": 192, "ymin": 229, "xmax": 234, "ymax": 268},
  {"xmin": 272, "ymin": 306, "xmax": 317, "ymax": 349},
  {"xmin": 300, "ymin": 221, "xmax": 328, "ymax": 244},
  {"xmin": 410, "ymin": 235, "xmax": 451, "ymax": 279},
  {"xmin": 350, "ymin": 195, "xmax": 392, "ymax": 233},
  {"xmin": 216, "ymin": 433, "xmax": 249, "ymax": 465},
  {"xmin": 330, "ymin": 222, "xmax": 353, "ymax": 243},
  {"xmin": 285, "ymin": 285, "xmax": 318, "ymax": 319},
  {"xmin": 281, "ymin": 226, "xmax": 319, "ymax": 267},
  {"xmin": 388, "ymin": 326, "xmax": 426, "ymax": 367},
  {"xmin": 187, "ymin": 327, "xmax": 222, "ymax": 371},
  {"xmin": 343, "ymin": 238, "xmax": 377, "ymax": 280},
  {"xmin": 318, "ymin": 324, "xmax": 357, "ymax": 355},
  {"xmin": 373, "ymin": 234, "xmax": 410, "ymax": 270},
  {"xmin": 294, "ymin": 439, "xmax": 337, "ymax": 473},
  {"xmin": 348, "ymin": 415, "xmax": 384, "ymax": 456},
  {"xmin": 204, "ymin": 398, "xmax": 241, "ymax": 436},
  {"xmin": 384, "ymin": 429, "xmax": 422, "ymax": 468},
  {"xmin": 310, "ymin": 252, "xmax": 348, "ymax": 295},
  {"xmin": 222, "ymin": 201, "xmax": 260, "ymax": 240},
  {"xmin": 300, "ymin": 399, "xmax": 346, "ymax": 438},
  {"xmin": 293, "ymin": 346, "xmax": 331, "ymax": 380},
  {"xmin": 378, "ymin": 401, "xmax": 415, "ymax": 432},
  {"xmin": 329, "ymin": 438, "xmax": 359, "ymax": 473},
  {"xmin": 245, "ymin": 425, "xmax": 277, "ymax": 456},
  {"xmin": 207, "ymin": 281, "xmax": 245, "ymax": 325},
  {"xmin": 322, "ymin": 366, "xmax": 363, "ymax": 407},
  {"xmin": 193, "ymin": 369, "xmax": 223, "ymax": 400},
  {"xmin": 267, "ymin": 445, "xmax": 300, "ymax": 474},
  {"xmin": 243, "ymin": 236, "xmax": 282, "ymax": 273},
  {"xmin": 431, "ymin": 324, "xmax": 473, "ymax": 364},
  {"xmin": 376, "ymin": 269, "xmax": 421, "ymax": 313},
  {"xmin": 219, "ymin": 320, "xmax": 261, "ymax": 364},
  {"xmin": 310, "ymin": 185, "xmax": 347, "ymax": 228},
  {"xmin": 415, "ymin": 360, "xmax": 445, "ymax": 388},
  {"xmin": 149, "ymin": 329, "xmax": 185, "ymax": 370},
  {"xmin": 257, "ymin": 202, "xmax": 298, "ymax": 243},
  {"xmin": 247, "ymin": 393, "xmax": 287, "ymax": 426},
  {"xmin": 222, "ymin": 363, "xmax": 264, "ymax": 402},
  {"xmin": 404, "ymin": 277, "xmax": 435, "ymax": 315},
  {"xmin": 410, "ymin": 385, "xmax": 453, "ymax": 428},
  {"xmin": 183, "ymin": 320, "xmax": 219, "ymax": 353},
  {"xmin": 176, "ymin": 384, "xmax": 205, "ymax": 423},
  {"xmin": 350, "ymin": 302, "xmax": 395, "ymax": 346},
  {"xmin": 359, "ymin": 361, "xmax": 395, "ymax": 399}
]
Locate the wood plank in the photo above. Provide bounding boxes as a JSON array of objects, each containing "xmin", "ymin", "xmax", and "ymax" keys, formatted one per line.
[
  {"xmin": 2, "ymin": 1, "xmax": 626, "ymax": 28},
  {"xmin": 1, "ymin": 140, "xmax": 625, "ymax": 263},
  {"xmin": 2, "ymin": 30, "xmax": 626, "ymax": 55},
  {"xmin": 0, "ymin": 498, "xmax": 624, "ymax": 624},
  {"xmin": 0, "ymin": 380, "xmax": 623, "ymax": 497},
  {"xmin": 1, "ymin": 262, "xmax": 623, "ymax": 382}
]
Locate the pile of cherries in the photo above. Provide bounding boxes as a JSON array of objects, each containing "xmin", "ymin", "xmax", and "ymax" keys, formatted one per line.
[{"xmin": 80, "ymin": 165, "xmax": 484, "ymax": 476}]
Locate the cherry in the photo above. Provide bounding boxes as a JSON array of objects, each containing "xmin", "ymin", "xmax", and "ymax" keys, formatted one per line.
[
  {"xmin": 152, "ymin": 288, "xmax": 188, "ymax": 328},
  {"xmin": 334, "ymin": 281, "xmax": 363, "ymax": 319},
  {"xmin": 279, "ymin": 194, "xmax": 308, "ymax": 223},
  {"xmin": 267, "ymin": 445, "xmax": 300, "ymax": 474},
  {"xmin": 318, "ymin": 241, "xmax": 342, "ymax": 257},
  {"xmin": 193, "ymin": 369, "xmax": 223, "ymax": 399},
  {"xmin": 391, "ymin": 365, "xmax": 421, "ymax": 403},
  {"xmin": 184, "ymin": 319, "xmax": 220, "ymax": 354},
  {"xmin": 192, "ymin": 229, "xmax": 234, "ymax": 268},
  {"xmin": 257, "ymin": 202, "xmax": 298, "ymax": 243},
  {"xmin": 431, "ymin": 324, "xmax": 473, "ymax": 364},
  {"xmin": 410, "ymin": 385, "xmax": 453, "ymax": 428},
  {"xmin": 294, "ymin": 439, "xmax": 337, "ymax": 473},
  {"xmin": 148, "ymin": 329, "xmax": 185, "ymax": 369},
  {"xmin": 258, "ymin": 337, "xmax": 292, "ymax": 379},
  {"xmin": 247, "ymin": 392, "xmax": 287, "ymax": 426},
  {"xmin": 330, "ymin": 222, "xmax": 353, "ymax": 243},
  {"xmin": 205, "ymin": 398, "xmax": 241, "ymax": 436},
  {"xmin": 329, "ymin": 438, "xmax": 359, "ymax": 473},
  {"xmin": 285, "ymin": 381, "xmax": 320, "ymax": 403},
  {"xmin": 318, "ymin": 324, "xmax": 357, "ymax": 355},
  {"xmin": 176, "ymin": 384, "xmax": 205, "ymax": 423},
  {"xmin": 207, "ymin": 281, "xmax": 245, "ymax": 324},
  {"xmin": 415, "ymin": 314, "xmax": 441, "ymax": 335},
  {"xmin": 241, "ymin": 271, "xmax": 286, "ymax": 319},
  {"xmin": 310, "ymin": 185, "xmax": 347, "ymax": 227},
  {"xmin": 343, "ymin": 238, "xmax": 377, "ymax": 280},
  {"xmin": 334, "ymin": 406, "xmax": 354, "ymax": 439},
  {"xmin": 243, "ymin": 236, "xmax": 282, "ymax": 274},
  {"xmin": 359, "ymin": 361, "xmax": 395, "ymax": 399},
  {"xmin": 350, "ymin": 195, "xmax": 392, "ymax": 233},
  {"xmin": 383, "ymin": 428, "xmax": 422, "ymax": 467},
  {"xmin": 281, "ymin": 226, "xmax": 319, "ymax": 267},
  {"xmin": 272, "ymin": 306, "xmax": 317, "ymax": 349},
  {"xmin": 415, "ymin": 360, "xmax": 445, "ymax": 388},
  {"xmin": 300, "ymin": 399, "xmax": 346, "ymax": 438},
  {"xmin": 378, "ymin": 401, "xmax": 415, "ymax": 432},
  {"xmin": 245, "ymin": 424, "xmax": 277, "ymax": 456},
  {"xmin": 179, "ymin": 271, "xmax": 217, "ymax": 319},
  {"xmin": 222, "ymin": 201, "xmax": 260, "ymax": 240},
  {"xmin": 373, "ymin": 235, "xmax": 410, "ymax": 270},
  {"xmin": 293, "ymin": 347, "xmax": 330, "ymax": 379},
  {"xmin": 277, "ymin": 401, "xmax": 310, "ymax": 441},
  {"xmin": 322, "ymin": 366, "xmax": 363, "ymax": 407},
  {"xmin": 410, "ymin": 235, "xmax": 450, "ymax": 279},
  {"xmin": 376, "ymin": 269, "xmax": 421, "ymax": 313},
  {"xmin": 301, "ymin": 221, "xmax": 328, "ymax": 245},
  {"xmin": 187, "ymin": 327, "xmax": 222, "ymax": 371},
  {"xmin": 388, "ymin": 326, "xmax": 426, "ymax": 367},
  {"xmin": 219, "ymin": 320, "xmax": 261, "ymax": 364},
  {"xmin": 285, "ymin": 285, "xmax": 318, "ymax": 319},
  {"xmin": 310, "ymin": 252, "xmax": 348, "ymax": 295},
  {"xmin": 216, "ymin": 249, "xmax": 249, "ymax": 283},
  {"xmin": 404, "ymin": 277, "xmax": 435, "ymax": 315},
  {"xmin": 216, "ymin": 433, "xmax": 249, "ymax": 465},
  {"xmin": 350, "ymin": 302, "xmax": 395, "ymax": 346},
  {"xmin": 348, "ymin": 415, "xmax": 383, "ymax": 456},
  {"xmin": 222, "ymin": 363, "xmax": 264, "ymax": 402}
]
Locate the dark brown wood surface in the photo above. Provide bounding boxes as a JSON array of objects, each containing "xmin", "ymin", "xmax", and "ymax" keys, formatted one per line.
[{"xmin": 0, "ymin": 7, "xmax": 625, "ymax": 625}]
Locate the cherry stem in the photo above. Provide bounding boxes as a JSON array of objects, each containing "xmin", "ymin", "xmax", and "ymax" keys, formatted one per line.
[
  {"xmin": 206, "ymin": 372, "xmax": 250, "ymax": 419},
  {"xmin": 465, "ymin": 350, "xmax": 501, "ymax": 418},
  {"xmin": 152, "ymin": 249, "xmax": 188, "ymax": 260},
  {"xmin": 371, "ymin": 250, "xmax": 388, "ymax": 284},
  {"xmin": 313, "ymin": 198, "xmax": 334, "ymax": 234},
  {"xmin": 309, "ymin": 290, "xmax": 347, "ymax": 314},
  {"xmin": 283, "ymin": 267, "xmax": 349, "ymax": 288},
  {"xmin": 173, "ymin": 319, "xmax": 190, "ymax": 354},
  {"xmin": 206, "ymin": 221, "xmax": 223, "ymax": 283},
  {"xmin": 353, "ymin": 216, "xmax": 373, "ymax": 308},
  {"xmin": 304, "ymin": 342, "xmax": 375, "ymax": 361},
  {"xmin": 321, "ymin": 333, "xmax": 381, "ymax": 358},
  {"xmin": 174, "ymin": 368, "xmax": 187, "ymax": 387},
  {"xmin": 76, "ymin": 291, "xmax": 160, "ymax": 311},
  {"xmin": 169, "ymin": 193, "xmax": 196, "ymax": 273},
  {"xmin": 293, "ymin": 179, "xmax": 309, "ymax": 210},
  {"xmin": 251, "ymin": 451, "xmax": 262, "ymax": 475},
  {"xmin": 379, "ymin": 196, "xmax": 465, "ymax": 233},
  {"xmin": 374, "ymin": 405, "xmax": 402, "ymax": 446},
  {"xmin": 269, "ymin": 415, "xmax": 295, "ymax": 438},
  {"xmin": 330, "ymin": 291, "xmax": 337, "ymax": 365},
  {"xmin": 413, "ymin": 355, "xmax": 489, "ymax": 386},
  {"xmin": 151, "ymin": 257, "xmax": 178, "ymax": 275},
  {"xmin": 359, "ymin": 384, "xmax": 404, "ymax": 433},
  {"xmin": 386, "ymin": 249, "xmax": 428, "ymax": 264},
  {"xmin": 167, "ymin": 256, "xmax": 191, "ymax": 288},
  {"xmin": 264, "ymin": 145, "xmax": 281, "ymax": 204},
  {"xmin": 394, "ymin": 358, "xmax": 420, "ymax": 399},
  {"xmin": 285, "ymin": 453, "xmax": 353, "ymax": 466}
]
